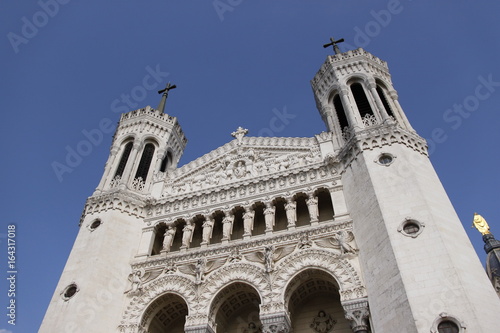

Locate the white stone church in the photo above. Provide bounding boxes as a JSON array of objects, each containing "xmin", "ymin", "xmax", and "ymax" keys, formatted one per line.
[{"xmin": 40, "ymin": 46, "xmax": 500, "ymax": 333}]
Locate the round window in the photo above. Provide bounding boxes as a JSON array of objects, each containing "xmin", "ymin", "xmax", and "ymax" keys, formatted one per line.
[
  {"xmin": 378, "ymin": 154, "xmax": 393, "ymax": 165},
  {"xmin": 437, "ymin": 320, "xmax": 459, "ymax": 333},
  {"xmin": 403, "ymin": 222, "xmax": 420, "ymax": 235},
  {"xmin": 90, "ymin": 219, "xmax": 102, "ymax": 230},
  {"xmin": 61, "ymin": 283, "xmax": 79, "ymax": 300}
]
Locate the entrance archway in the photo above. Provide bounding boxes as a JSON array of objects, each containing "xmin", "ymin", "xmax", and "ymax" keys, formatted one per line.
[
  {"xmin": 141, "ymin": 293, "xmax": 188, "ymax": 333},
  {"xmin": 285, "ymin": 269, "xmax": 352, "ymax": 332},
  {"xmin": 210, "ymin": 282, "xmax": 262, "ymax": 332}
]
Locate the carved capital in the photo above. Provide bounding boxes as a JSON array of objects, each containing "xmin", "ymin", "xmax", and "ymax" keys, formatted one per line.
[
  {"xmin": 342, "ymin": 298, "xmax": 370, "ymax": 332},
  {"xmin": 388, "ymin": 89, "xmax": 398, "ymax": 100},
  {"xmin": 260, "ymin": 312, "xmax": 291, "ymax": 333}
]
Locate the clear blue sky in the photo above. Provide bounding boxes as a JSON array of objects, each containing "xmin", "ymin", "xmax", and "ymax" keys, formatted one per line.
[{"xmin": 1, "ymin": 1, "xmax": 500, "ymax": 332}]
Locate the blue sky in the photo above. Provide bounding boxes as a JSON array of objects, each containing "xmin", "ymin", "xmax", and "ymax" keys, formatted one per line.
[{"xmin": 1, "ymin": 1, "xmax": 500, "ymax": 332}]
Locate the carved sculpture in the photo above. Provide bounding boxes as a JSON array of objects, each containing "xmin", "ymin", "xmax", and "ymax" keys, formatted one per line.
[
  {"xmin": 285, "ymin": 200, "xmax": 297, "ymax": 227},
  {"xmin": 201, "ymin": 217, "xmax": 214, "ymax": 244},
  {"xmin": 243, "ymin": 208, "xmax": 255, "ymax": 236},
  {"xmin": 264, "ymin": 204, "xmax": 276, "ymax": 231},
  {"xmin": 310, "ymin": 310, "xmax": 336, "ymax": 333},
  {"xmin": 124, "ymin": 269, "xmax": 163, "ymax": 296},
  {"xmin": 307, "ymin": 195, "xmax": 319, "ymax": 222},
  {"xmin": 162, "ymin": 226, "xmax": 176, "ymax": 252},
  {"xmin": 182, "ymin": 222, "xmax": 194, "ymax": 248},
  {"xmin": 222, "ymin": 213, "xmax": 234, "ymax": 240}
]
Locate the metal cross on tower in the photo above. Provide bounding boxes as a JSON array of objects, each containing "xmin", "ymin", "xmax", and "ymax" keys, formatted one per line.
[
  {"xmin": 323, "ymin": 36, "xmax": 345, "ymax": 55},
  {"xmin": 157, "ymin": 82, "xmax": 177, "ymax": 113}
]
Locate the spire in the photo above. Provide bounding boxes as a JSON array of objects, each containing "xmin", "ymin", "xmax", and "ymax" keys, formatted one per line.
[
  {"xmin": 323, "ymin": 36, "xmax": 345, "ymax": 55},
  {"xmin": 157, "ymin": 82, "xmax": 177, "ymax": 113}
]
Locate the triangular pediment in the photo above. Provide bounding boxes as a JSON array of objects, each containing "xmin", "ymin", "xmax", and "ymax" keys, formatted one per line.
[{"xmin": 161, "ymin": 136, "xmax": 322, "ymax": 195}]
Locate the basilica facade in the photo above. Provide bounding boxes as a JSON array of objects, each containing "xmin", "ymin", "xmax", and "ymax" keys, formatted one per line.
[{"xmin": 40, "ymin": 48, "xmax": 500, "ymax": 333}]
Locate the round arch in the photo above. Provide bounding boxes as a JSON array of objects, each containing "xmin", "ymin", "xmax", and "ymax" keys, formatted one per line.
[
  {"xmin": 208, "ymin": 281, "xmax": 263, "ymax": 332},
  {"xmin": 120, "ymin": 275, "xmax": 197, "ymax": 331},
  {"xmin": 273, "ymin": 249, "xmax": 366, "ymax": 303},
  {"xmin": 200, "ymin": 262, "xmax": 271, "ymax": 310}
]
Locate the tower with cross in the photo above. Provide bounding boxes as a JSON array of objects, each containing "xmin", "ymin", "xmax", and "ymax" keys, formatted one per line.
[{"xmin": 40, "ymin": 41, "xmax": 500, "ymax": 333}]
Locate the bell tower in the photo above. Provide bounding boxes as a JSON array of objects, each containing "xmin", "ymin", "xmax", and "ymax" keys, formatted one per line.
[
  {"xmin": 40, "ymin": 89, "xmax": 187, "ymax": 333},
  {"xmin": 311, "ymin": 46, "xmax": 500, "ymax": 331}
]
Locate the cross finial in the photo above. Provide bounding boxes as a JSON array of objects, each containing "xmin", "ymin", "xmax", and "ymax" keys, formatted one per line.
[
  {"xmin": 323, "ymin": 36, "xmax": 345, "ymax": 55},
  {"xmin": 231, "ymin": 126, "xmax": 248, "ymax": 145},
  {"xmin": 157, "ymin": 82, "xmax": 177, "ymax": 113}
]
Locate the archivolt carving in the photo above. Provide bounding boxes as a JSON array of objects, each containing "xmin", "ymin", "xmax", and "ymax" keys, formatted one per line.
[
  {"xmin": 273, "ymin": 249, "xmax": 365, "ymax": 302},
  {"xmin": 199, "ymin": 263, "xmax": 271, "ymax": 307},
  {"xmin": 120, "ymin": 275, "xmax": 196, "ymax": 328}
]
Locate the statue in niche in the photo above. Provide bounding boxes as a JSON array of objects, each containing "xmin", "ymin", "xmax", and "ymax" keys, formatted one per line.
[
  {"xmin": 243, "ymin": 208, "xmax": 255, "ymax": 236},
  {"xmin": 162, "ymin": 226, "xmax": 176, "ymax": 252},
  {"xmin": 285, "ymin": 200, "xmax": 297, "ymax": 226},
  {"xmin": 222, "ymin": 213, "xmax": 234, "ymax": 240},
  {"xmin": 181, "ymin": 222, "xmax": 194, "ymax": 248},
  {"xmin": 310, "ymin": 310, "xmax": 336, "ymax": 333},
  {"xmin": 264, "ymin": 204, "xmax": 275, "ymax": 231},
  {"xmin": 307, "ymin": 195, "xmax": 319, "ymax": 222},
  {"xmin": 201, "ymin": 217, "xmax": 214, "ymax": 244}
]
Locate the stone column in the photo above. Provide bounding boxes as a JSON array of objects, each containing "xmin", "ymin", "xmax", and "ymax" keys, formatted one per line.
[
  {"xmin": 388, "ymin": 90, "xmax": 414, "ymax": 131},
  {"xmin": 329, "ymin": 186, "xmax": 348, "ymax": 217},
  {"xmin": 153, "ymin": 148, "xmax": 167, "ymax": 173},
  {"xmin": 120, "ymin": 142, "xmax": 141, "ymax": 188},
  {"xmin": 342, "ymin": 298, "xmax": 370, "ymax": 333},
  {"xmin": 94, "ymin": 146, "xmax": 119, "ymax": 194},
  {"xmin": 135, "ymin": 226, "xmax": 155, "ymax": 259},
  {"xmin": 367, "ymin": 80, "xmax": 389, "ymax": 122},
  {"xmin": 339, "ymin": 87, "xmax": 361, "ymax": 129}
]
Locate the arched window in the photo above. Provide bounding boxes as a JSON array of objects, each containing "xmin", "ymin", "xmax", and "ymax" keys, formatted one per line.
[
  {"xmin": 114, "ymin": 141, "xmax": 133, "ymax": 178},
  {"xmin": 333, "ymin": 94, "xmax": 349, "ymax": 130},
  {"xmin": 135, "ymin": 143, "xmax": 155, "ymax": 180},
  {"xmin": 351, "ymin": 83, "xmax": 374, "ymax": 118},
  {"xmin": 376, "ymin": 86, "xmax": 395, "ymax": 117}
]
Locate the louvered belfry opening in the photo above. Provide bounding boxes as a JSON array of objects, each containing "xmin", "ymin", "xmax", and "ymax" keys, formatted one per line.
[
  {"xmin": 114, "ymin": 141, "xmax": 133, "ymax": 178},
  {"xmin": 135, "ymin": 143, "xmax": 155, "ymax": 180},
  {"xmin": 351, "ymin": 83, "xmax": 374, "ymax": 118},
  {"xmin": 376, "ymin": 86, "xmax": 395, "ymax": 117},
  {"xmin": 333, "ymin": 94, "xmax": 349, "ymax": 131}
]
